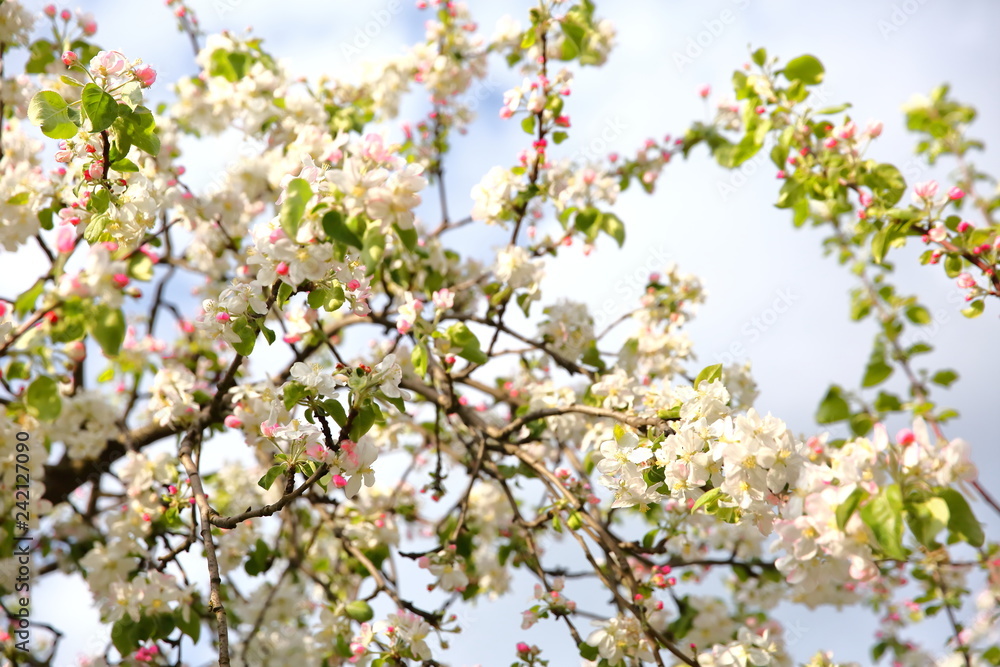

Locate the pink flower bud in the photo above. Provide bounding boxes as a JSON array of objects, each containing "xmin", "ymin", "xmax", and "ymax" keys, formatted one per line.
[
  {"xmin": 957, "ymin": 221, "xmax": 972, "ymax": 233},
  {"xmin": 44, "ymin": 4, "xmax": 57, "ymax": 17},
  {"xmin": 913, "ymin": 180, "xmax": 938, "ymax": 202},
  {"xmin": 516, "ymin": 642, "xmax": 530, "ymax": 654},
  {"xmin": 896, "ymin": 429, "xmax": 915, "ymax": 446},
  {"xmin": 776, "ymin": 170, "xmax": 786, "ymax": 179},
  {"xmin": 60, "ymin": 9, "xmax": 71, "ymax": 20},
  {"xmin": 865, "ymin": 120, "xmax": 883, "ymax": 138},
  {"xmin": 215, "ymin": 312, "xmax": 231, "ymax": 322},
  {"xmin": 56, "ymin": 226, "xmax": 76, "ymax": 253},
  {"xmin": 112, "ymin": 273, "xmax": 129, "ymax": 288},
  {"xmin": 956, "ymin": 273, "xmax": 976, "ymax": 289},
  {"xmin": 346, "ymin": 279, "xmax": 361, "ymax": 291},
  {"xmin": 275, "ymin": 261, "xmax": 289, "ymax": 276},
  {"xmin": 698, "ymin": 85, "xmax": 710, "ymax": 98},
  {"xmin": 133, "ymin": 65, "xmax": 157, "ymax": 88},
  {"xmin": 64, "ymin": 341, "xmax": 86, "ymax": 362},
  {"xmin": 947, "ymin": 186, "xmax": 965, "ymax": 200},
  {"xmin": 332, "ymin": 474, "xmax": 348, "ymax": 488},
  {"xmin": 224, "ymin": 415, "xmax": 242, "ymax": 428},
  {"xmin": 61, "ymin": 50, "xmax": 77, "ymax": 66}
]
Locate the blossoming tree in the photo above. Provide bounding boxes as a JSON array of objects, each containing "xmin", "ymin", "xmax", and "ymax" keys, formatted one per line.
[{"xmin": 0, "ymin": 1, "xmax": 998, "ymax": 666}]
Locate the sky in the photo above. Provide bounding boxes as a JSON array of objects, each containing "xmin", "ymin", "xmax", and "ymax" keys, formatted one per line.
[{"xmin": 11, "ymin": 0, "xmax": 1000, "ymax": 665}]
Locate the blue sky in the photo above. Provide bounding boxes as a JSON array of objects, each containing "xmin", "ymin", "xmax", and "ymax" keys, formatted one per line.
[{"xmin": 16, "ymin": 0, "xmax": 1000, "ymax": 664}]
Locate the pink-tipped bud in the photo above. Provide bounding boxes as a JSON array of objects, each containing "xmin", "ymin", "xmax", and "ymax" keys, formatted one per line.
[
  {"xmin": 112, "ymin": 273, "xmax": 129, "ymax": 288},
  {"xmin": 224, "ymin": 415, "xmax": 242, "ymax": 428},
  {"xmin": 133, "ymin": 65, "xmax": 157, "ymax": 88},
  {"xmin": 44, "ymin": 4, "xmax": 57, "ymax": 17},
  {"xmin": 167, "ymin": 485, "xmax": 178, "ymax": 494},
  {"xmin": 897, "ymin": 428, "xmax": 915, "ymax": 446},
  {"xmin": 64, "ymin": 341, "xmax": 86, "ymax": 362},
  {"xmin": 346, "ymin": 279, "xmax": 361, "ymax": 291},
  {"xmin": 215, "ymin": 312, "xmax": 231, "ymax": 322},
  {"xmin": 417, "ymin": 556, "xmax": 430, "ymax": 568},
  {"xmin": 516, "ymin": 642, "xmax": 530, "ymax": 654},
  {"xmin": 275, "ymin": 261, "xmax": 289, "ymax": 276},
  {"xmin": 776, "ymin": 170, "xmax": 786, "ymax": 179},
  {"xmin": 698, "ymin": 85, "xmax": 711, "ymax": 98},
  {"xmin": 332, "ymin": 474, "xmax": 348, "ymax": 488},
  {"xmin": 61, "ymin": 50, "xmax": 77, "ymax": 66},
  {"xmin": 957, "ymin": 221, "xmax": 972, "ymax": 233},
  {"xmin": 956, "ymin": 273, "xmax": 976, "ymax": 289},
  {"xmin": 947, "ymin": 186, "xmax": 965, "ymax": 200},
  {"xmin": 60, "ymin": 8, "xmax": 71, "ymax": 20}
]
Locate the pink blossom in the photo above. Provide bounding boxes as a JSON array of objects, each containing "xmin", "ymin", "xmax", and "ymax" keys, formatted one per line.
[
  {"xmin": 89, "ymin": 50, "xmax": 129, "ymax": 78},
  {"xmin": 957, "ymin": 221, "xmax": 972, "ymax": 233},
  {"xmin": 56, "ymin": 226, "xmax": 76, "ymax": 253},
  {"xmin": 896, "ymin": 429, "xmax": 915, "ymax": 446},
  {"xmin": 865, "ymin": 120, "xmax": 883, "ymax": 138},
  {"xmin": 133, "ymin": 65, "xmax": 157, "ymax": 88},
  {"xmin": 956, "ymin": 273, "xmax": 976, "ymax": 289},
  {"xmin": 224, "ymin": 415, "xmax": 242, "ymax": 428},
  {"xmin": 947, "ymin": 186, "xmax": 965, "ymax": 200},
  {"xmin": 913, "ymin": 180, "xmax": 939, "ymax": 202},
  {"xmin": 61, "ymin": 51, "xmax": 77, "ymax": 66}
]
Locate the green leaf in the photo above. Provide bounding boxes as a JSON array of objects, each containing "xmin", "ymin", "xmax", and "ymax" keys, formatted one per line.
[
  {"xmin": 904, "ymin": 305, "xmax": 932, "ymax": 325},
  {"xmin": 28, "ymin": 91, "xmax": 79, "ymax": 139},
  {"xmin": 344, "ymin": 600, "xmax": 374, "ymax": 623},
  {"xmin": 114, "ymin": 105, "xmax": 160, "ymax": 156},
  {"xmin": 579, "ymin": 642, "xmax": 600, "ymax": 661},
  {"xmin": 871, "ymin": 163, "xmax": 906, "ymax": 207},
  {"xmin": 26, "ymin": 376, "xmax": 62, "ymax": 421},
  {"xmin": 257, "ymin": 464, "xmax": 285, "ymax": 491},
  {"xmin": 446, "ymin": 323, "xmax": 488, "ymax": 365},
  {"xmin": 782, "ymin": 54, "xmax": 825, "ymax": 85},
  {"xmin": 905, "ymin": 496, "xmax": 949, "ymax": 549},
  {"xmin": 25, "ymin": 40, "xmax": 56, "ymax": 74},
  {"xmin": 111, "ymin": 615, "xmax": 139, "ymax": 657},
  {"xmin": 692, "ymin": 487, "xmax": 723, "ymax": 512},
  {"xmin": 14, "ymin": 280, "xmax": 45, "ymax": 317},
  {"xmin": 322, "ymin": 210, "xmax": 362, "ymax": 248},
  {"xmin": 836, "ymin": 487, "xmax": 867, "ymax": 531},
  {"xmin": 862, "ymin": 359, "xmax": 893, "ymax": 388},
  {"xmin": 306, "ymin": 285, "xmax": 345, "ymax": 312},
  {"xmin": 961, "ymin": 299, "xmax": 984, "ymax": 318},
  {"xmin": 361, "ymin": 222, "xmax": 386, "ymax": 273},
  {"xmin": 230, "ymin": 316, "xmax": 257, "ymax": 356},
  {"xmin": 411, "ymin": 344, "xmax": 428, "ymax": 377},
  {"xmin": 860, "ymin": 483, "xmax": 907, "ymax": 560},
  {"xmin": 81, "ymin": 83, "xmax": 119, "ymax": 132},
  {"xmin": 751, "ymin": 47, "xmax": 768, "ymax": 67},
  {"xmin": 602, "ymin": 213, "xmax": 625, "ymax": 247},
  {"xmin": 394, "ymin": 223, "xmax": 418, "ymax": 253},
  {"xmin": 109, "ymin": 157, "xmax": 139, "ymax": 173},
  {"xmin": 174, "ymin": 607, "xmax": 201, "ymax": 644},
  {"xmin": 816, "ymin": 385, "xmax": 850, "ymax": 424},
  {"xmin": 930, "ymin": 369, "xmax": 958, "ymax": 387},
  {"xmin": 943, "ymin": 254, "xmax": 962, "ymax": 278},
  {"xmin": 938, "ymin": 488, "xmax": 984, "ymax": 547},
  {"xmin": 280, "ymin": 178, "xmax": 312, "ymax": 240},
  {"xmin": 89, "ymin": 304, "xmax": 126, "ymax": 356},
  {"xmin": 694, "ymin": 363, "xmax": 723, "ymax": 389}
]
